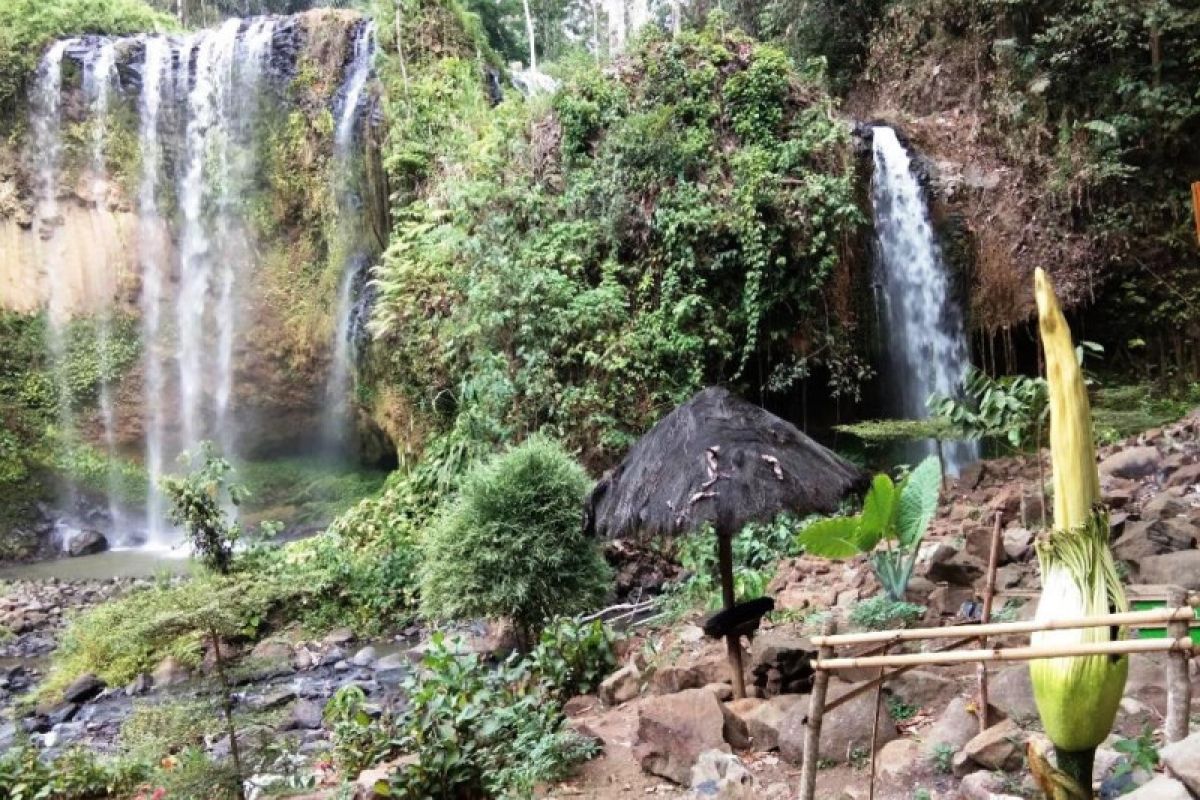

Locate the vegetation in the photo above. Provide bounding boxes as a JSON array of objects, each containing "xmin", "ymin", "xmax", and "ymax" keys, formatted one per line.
[
  {"xmin": 796, "ymin": 455, "xmax": 941, "ymax": 601},
  {"xmin": 665, "ymin": 515, "xmax": 798, "ymax": 614},
  {"xmin": 849, "ymin": 595, "xmax": 926, "ymax": 631},
  {"xmin": 420, "ymin": 436, "xmax": 610, "ymax": 644},
  {"xmin": 161, "ymin": 444, "xmax": 247, "ymax": 575}
]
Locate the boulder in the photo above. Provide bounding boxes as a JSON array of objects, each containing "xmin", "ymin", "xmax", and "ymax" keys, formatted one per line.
[
  {"xmin": 689, "ymin": 750, "xmax": 754, "ymax": 799},
  {"xmin": 1099, "ymin": 446, "xmax": 1161, "ymax": 479},
  {"xmin": 959, "ymin": 770, "xmax": 1023, "ymax": 800},
  {"xmin": 875, "ymin": 737, "xmax": 922, "ymax": 782},
  {"xmin": 250, "ymin": 639, "xmax": 295, "ymax": 664},
  {"xmin": 1113, "ymin": 518, "xmax": 1195, "ymax": 562},
  {"xmin": 599, "ymin": 664, "xmax": 640, "ymax": 706},
  {"xmin": 926, "ymin": 552, "xmax": 986, "ymax": 586},
  {"xmin": 151, "ymin": 655, "xmax": 191, "ymax": 687},
  {"xmin": 350, "ymin": 646, "xmax": 378, "ymax": 667},
  {"xmin": 634, "ymin": 688, "xmax": 730, "ymax": 784},
  {"xmin": 1002, "ymin": 528, "xmax": 1034, "ymax": 561},
  {"xmin": 652, "ymin": 665, "xmax": 706, "ymax": 695},
  {"xmin": 1165, "ymin": 463, "xmax": 1200, "ymax": 489},
  {"xmin": 61, "ymin": 673, "xmax": 105, "ymax": 704},
  {"xmin": 1161, "ymin": 730, "xmax": 1200, "ymax": 795},
  {"xmin": 68, "ymin": 530, "xmax": 108, "ymax": 557},
  {"xmin": 726, "ymin": 694, "xmax": 806, "ymax": 752},
  {"xmin": 777, "ymin": 684, "xmax": 897, "ymax": 765},
  {"xmin": 886, "ymin": 670, "xmax": 957, "ymax": 710},
  {"xmin": 1123, "ymin": 775, "xmax": 1192, "ymax": 799},
  {"xmin": 748, "ymin": 631, "xmax": 815, "ymax": 697},
  {"xmin": 922, "ymin": 696, "xmax": 981, "ymax": 755},
  {"xmin": 281, "ymin": 699, "xmax": 324, "ymax": 731},
  {"xmin": 962, "ymin": 719, "xmax": 1025, "ymax": 771},
  {"xmin": 1135, "ymin": 550, "xmax": 1200, "ymax": 590},
  {"xmin": 985, "ymin": 666, "xmax": 1039, "ymax": 724}
]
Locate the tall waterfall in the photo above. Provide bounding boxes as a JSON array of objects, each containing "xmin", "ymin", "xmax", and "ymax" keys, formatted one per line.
[
  {"xmin": 324, "ymin": 20, "xmax": 376, "ymax": 456},
  {"xmin": 870, "ymin": 126, "xmax": 978, "ymax": 474},
  {"xmin": 27, "ymin": 14, "xmax": 378, "ymax": 550}
]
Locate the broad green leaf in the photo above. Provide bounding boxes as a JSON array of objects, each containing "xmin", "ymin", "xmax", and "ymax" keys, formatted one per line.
[
  {"xmin": 859, "ymin": 473, "xmax": 895, "ymax": 549},
  {"xmin": 896, "ymin": 456, "xmax": 941, "ymax": 548},
  {"xmin": 795, "ymin": 516, "xmax": 863, "ymax": 559}
]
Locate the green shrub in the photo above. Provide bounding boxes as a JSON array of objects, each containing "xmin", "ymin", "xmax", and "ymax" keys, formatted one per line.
[
  {"xmin": 389, "ymin": 633, "xmax": 599, "ymax": 799},
  {"xmin": 848, "ymin": 595, "xmax": 926, "ymax": 631},
  {"xmin": 0, "ymin": 742, "xmax": 149, "ymax": 800},
  {"xmin": 527, "ymin": 617, "xmax": 619, "ymax": 699},
  {"xmin": 161, "ymin": 443, "xmax": 246, "ymax": 575},
  {"xmin": 420, "ymin": 436, "xmax": 611, "ymax": 643},
  {"xmin": 325, "ymin": 684, "xmax": 397, "ymax": 776}
]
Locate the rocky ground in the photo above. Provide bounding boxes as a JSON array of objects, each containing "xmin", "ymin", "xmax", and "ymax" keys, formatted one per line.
[{"xmin": 3, "ymin": 411, "xmax": 1200, "ymax": 799}]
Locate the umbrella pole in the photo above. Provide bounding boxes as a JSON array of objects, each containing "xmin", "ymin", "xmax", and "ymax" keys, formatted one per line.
[{"xmin": 717, "ymin": 527, "xmax": 747, "ymax": 699}]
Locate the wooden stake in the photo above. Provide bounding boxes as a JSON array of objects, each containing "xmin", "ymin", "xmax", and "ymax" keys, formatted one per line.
[
  {"xmin": 1166, "ymin": 586, "xmax": 1192, "ymax": 743},
  {"xmin": 812, "ymin": 607, "xmax": 1196, "ymax": 646},
  {"xmin": 1191, "ymin": 181, "xmax": 1200, "ymax": 245},
  {"xmin": 818, "ymin": 637, "xmax": 1192, "ymax": 671},
  {"xmin": 977, "ymin": 512, "xmax": 1003, "ymax": 732},
  {"xmin": 716, "ymin": 524, "xmax": 746, "ymax": 699},
  {"xmin": 868, "ymin": 659, "xmax": 884, "ymax": 800},
  {"xmin": 798, "ymin": 618, "xmax": 835, "ymax": 800}
]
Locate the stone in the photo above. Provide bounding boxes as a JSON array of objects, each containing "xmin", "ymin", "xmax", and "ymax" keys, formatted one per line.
[
  {"xmin": 563, "ymin": 695, "xmax": 598, "ymax": 717},
  {"xmin": 1113, "ymin": 518, "xmax": 1196, "ymax": 561},
  {"xmin": 250, "ymin": 639, "xmax": 295, "ymax": 663},
  {"xmin": 1125, "ymin": 653, "xmax": 1169, "ymax": 714},
  {"xmin": 748, "ymin": 631, "xmax": 815, "ymax": 697},
  {"xmin": 45, "ymin": 702, "xmax": 79, "ymax": 726},
  {"xmin": 151, "ymin": 655, "xmax": 191, "ymax": 687},
  {"xmin": 985, "ymin": 666, "xmax": 1039, "ymax": 723},
  {"xmin": 732, "ymin": 693, "xmax": 805, "ymax": 752},
  {"xmin": 566, "ymin": 718, "xmax": 605, "ymax": 750},
  {"xmin": 959, "ymin": 770, "xmax": 1022, "ymax": 800},
  {"xmin": 886, "ymin": 670, "xmax": 957, "ymax": 710},
  {"xmin": 926, "ymin": 552, "xmax": 986, "ymax": 586},
  {"xmin": 874, "ymin": 737, "xmax": 921, "ymax": 781},
  {"xmin": 689, "ymin": 750, "xmax": 754, "ymax": 799},
  {"xmin": 252, "ymin": 688, "xmax": 297, "ymax": 712},
  {"xmin": 281, "ymin": 699, "xmax": 325, "ymax": 731},
  {"xmin": 1161, "ymin": 730, "xmax": 1200, "ymax": 794},
  {"xmin": 350, "ymin": 646, "xmax": 378, "ymax": 667},
  {"xmin": 1123, "ymin": 775, "xmax": 1192, "ymax": 799},
  {"xmin": 925, "ymin": 585, "xmax": 977, "ymax": 620},
  {"xmin": 962, "ymin": 719, "xmax": 1024, "ymax": 770},
  {"xmin": 777, "ymin": 684, "xmax": 897, "ymax": 765},
  {"xmin": 1166, "ymin": 463, "xmax": 1200, "ymax": 489},
  {"xmin": 373, "ymin": 652, "xmax": 407, "ymax": 671},
  {"xmin": 634, "ymin": 688, "xmax": 730, "ymax": 784},
  {"xmin": 705, "ymin": 683, "xmax": 733, "ymax": 702},
  {"xmin": 323, "ymin": 627, "xmax": 355, "ymax": 646},
  {"xmin": 1142, "ymin": 488, "xmax": 1191, "ymax": 519},
  {"xmin": 1099, "ymin": 446, "xmax": 1161, "ymax": 479},
  {"xmin": 922, "ymin": 696, "xmax": 980, "ymax": 755},
  {"xmin": 1002, "ymin": 527, "xmax": 1034, "ymax": 561},
  {"xmin": 61, "ymin": 673, "xmax": 105, "ymax": 704},
  {"xmin": 68, "ymin": 529, "xmax": 108, "ymax": 557},
  {"xmin": 1135, "ymin": 550, "xmax": 1200, "ymax": 589},
  {"xmin": 719, "ymin": 700, "xmax": 751, "ymax": 750},
  {"xmin": 600, "ymin": 664, "xmax": 641, "ymax": 706},
  {"xmin": 652, "ymin": 665, "xmax": 706, "ymax": 695}
]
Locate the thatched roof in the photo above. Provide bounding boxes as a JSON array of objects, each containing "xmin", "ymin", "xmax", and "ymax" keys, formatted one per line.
[{"xmin": 584, "ymin": 387, "xmax": 868, "ymax": 540}]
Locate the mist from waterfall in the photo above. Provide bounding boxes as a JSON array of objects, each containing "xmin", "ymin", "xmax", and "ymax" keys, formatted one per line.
[
  {"xmin": 27, "ymin": 15, "xmax": 379, "ymax": 550},
  {"xmin": 870, "ymin": 126, "xmax": 979, "ymax": 474}
]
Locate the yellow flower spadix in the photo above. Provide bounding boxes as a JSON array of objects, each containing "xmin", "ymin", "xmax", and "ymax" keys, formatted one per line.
[{"xmin": 1029, "ymin": 269, "xmax": 1127, "ymax": 781}]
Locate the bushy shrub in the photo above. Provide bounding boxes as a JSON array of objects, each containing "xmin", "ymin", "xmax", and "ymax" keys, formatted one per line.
[
  {"xmin": 527, "ymin": 617, "xmax": 618, "ymax": 700},
  {"xmin": 849, "ymin": 595, "xmax": 926, "ymax": 631},
  {"xmin": 420, "ymin": 437, "xmax": 611, "ymax": 643},
  {"xmin": 0, "ymin": 742, "xmax": 149, "ymax": 800},
  {"xmin": 324, "ymin": 685, "xmax": 397, "ymax": 776}
]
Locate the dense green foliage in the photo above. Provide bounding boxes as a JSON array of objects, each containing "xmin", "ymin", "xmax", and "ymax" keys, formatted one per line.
[
  {"xmin": 420, "ymin": 437, "xmax": 610, "ymax": 641},
  {"xmin": 665, "ymin": 515, "xmax": 798, "ymax": 614},
  {"xmin": 372, "ymin": 13, "xmax": 864, "ymax": 468},
  {"xmin": 0, "ymin": 0, "xmax": 173, "ymax": 118},
  {"xmin": 0, "ymin": 743, "xmax": 150, "ymax": 800},
  {"xmin": 161, "ymin": 444, "xmax": 247, "ymax": 574},
  {"xmin": 797, "ymin": 455, "xmax": 941, "ymax": 600}
]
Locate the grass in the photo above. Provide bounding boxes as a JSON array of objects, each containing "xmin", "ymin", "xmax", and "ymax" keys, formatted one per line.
[
  {"xmin": 236, "ymin": 456, "xmax": 387, "ymax": 529},
  {"xmin": 1091, "ymin": 381, "xmax": 1200, "ymax": 444}
]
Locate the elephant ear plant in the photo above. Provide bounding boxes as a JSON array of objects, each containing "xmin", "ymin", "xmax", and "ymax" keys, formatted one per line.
[
  {"xmin": 795, "ymin": 455, "xmax": 941, "ymax": 601},
  {"xmin": 1027, "ymin": 268, "xmax": 1128, "ymax": 799}
]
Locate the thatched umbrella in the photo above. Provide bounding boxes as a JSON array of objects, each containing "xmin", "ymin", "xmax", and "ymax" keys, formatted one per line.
[{"xmin": 585, "ymin": 386, "xmax": 867, "ymax": 696}]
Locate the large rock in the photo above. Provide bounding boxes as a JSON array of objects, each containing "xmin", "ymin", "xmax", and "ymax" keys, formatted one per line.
[
  {"xmin": 689, "ymin": 750, "xmax": 754, "ymax": 799},
  {"xmin": 151, "ymin": 655, "xmax": 191, "ymax": 687},
  {"xmin": 1161, "ymin": 730, "xmax": 1200, "ymax": 795},
  {"xmin": 922, "ymin": 696, "xmax": 982, "ymax": 755},
  {"xmin": 1100, "ymin": 446, "xmax": 1162, "ymax": 479},
  {"xmin": 985, "ymin": 666, "xmax": 1039, "ymax": 724},
  {"xmin": 962, "ymin": 719, "xmax": 1025, "ymax": 771},
  {"xmin": 1135, "ymin": 550, "xmax": 1200, "ymax": 589},
  {"xmin": 1113, "ymin": 518, "xmax": 1195, "ymax": 562},
  {"xmin": 726, "ymin": 694, "xmax": 806, "ymax": 752},
  {"xmin": 777, "ymin": 684, "xmax": 897, "ymax": 765},
  {"xmin": 886, "ymin": 670, "xmax": 957, "ymax": 710},
  {"xmin": 634, "ymin": 688, "xmax": 730, "ymax": 785},
  {"xmin": 875, "ymin": 738, "xmax": 922, "ymax": 783},
  {"xmin": 68, "ymin": 530, "xmax": 108, "ymax": 557},
  {"xmin": 599, "ymin": 664, "xmax": 640, "ymax": 706},
  {"xmin": 61, "ymin": 673, "xmax": 105, "ymax": 704},
  {"xmin": 1124, "ymin": 775, "xmax": 1192, "ymax": 799},
  {"xmin": 959, "ymin": 770, "xmax": 1023, "ymax": 800},
  {"xmin": 748, "ymin": 631, "xmax": 815, "ymax": 697},
  {"xmin": 250, "ymin": 639, "xmax": 295, "ymax": 664}
]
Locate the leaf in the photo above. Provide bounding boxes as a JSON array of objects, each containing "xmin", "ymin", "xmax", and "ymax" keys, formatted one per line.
[
  {"xmin": 859, "ymin": 473, "xmax": 895, "ymax": 549},
  {"xmin": 795, "ymin": 516, "xmax": 863, "ymax": 559},
  {"xmin": 896, "ymin": 456, "xmax": 941, "ymax": 548}
]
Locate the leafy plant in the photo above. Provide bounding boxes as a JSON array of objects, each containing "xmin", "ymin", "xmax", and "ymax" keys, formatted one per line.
[
  {"xmin": 324, "ymin": 685, "xmax": 396, "ymax": 776},
  {"xmin": 928, "ymin": 366, "xmax": 1049, "ymax": 451},
  {"xmin": 161, "ymin": 442, "xmax": 246, "ymax": 575},
  {"xmin": 420, "ymin": 436, "xmax": 612, "ymax": 646},
  {"xmin": 849, "ymin": 596, "xmax": 926, "ymax": 631},
  {"xmin": 886, "ymin": 695, "xmax": 918, "ymax": 721},
  {"xmin": 931, "ymin": 742, "xmax": 956, "ymax": 775},
  {"xmin": 1111, "ymin": 725, "xmax": 1160, "ymax": 778},
  {"xmin": 528, "ymin": 617, "xmax": 619, "ymax": 699},
  {"xmin": 796, "ymin": 455, "xmax": 942, "ymax": 600}
]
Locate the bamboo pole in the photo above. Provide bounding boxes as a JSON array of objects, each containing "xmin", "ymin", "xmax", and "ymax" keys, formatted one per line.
[
  {"xmin": 812, "ymin": 607, "xmax": 1196, "ymax": 647},
  {"xmin": 798, "ymin": 617, "xmax": 835, "ymax": 800},
  {"xmin": 1166, "ymin": 586, "xmax": 1192, "ymax": 743},
  {"xmin": 823, "ymin": 635, "xmax": 980, "ymax": 714},
  {"xmin": 868, "ymin": 659, "xmax": 884, "ymax": 800},
  {"xmin": 818, "ymin": 637, "xmax": 1193, "ymax": 671},
  {"xmin": 977, "ymin": 512, "xmax": 1003, "ymax": 732}
]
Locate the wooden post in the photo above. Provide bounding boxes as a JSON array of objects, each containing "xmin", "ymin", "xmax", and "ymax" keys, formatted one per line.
[
  {"xmin": 977, "ymin": 512, "xmax": 1003, "ymax": 732},
  {"xmin": 868, "ymin": 658, "xmax": 885, "ymax": 800},
  {"xmin": 799, "ymin": 617, "xmax": 836, "ymax": 800},
  {"xmin": 1166, "ymin": 586, "xmax": 1192, "ymax": 743},
  {"xmin": 716, "ymin": 524, "xmax": 746, "ymax": 699},
  {"xmin": 1191, "ymin": 181, "xmax": 1200, "ymax": 245}
]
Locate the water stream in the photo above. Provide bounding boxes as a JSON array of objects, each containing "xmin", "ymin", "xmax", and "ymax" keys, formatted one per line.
[{"xmin": 870, "ymin": 126, "xmax": 979, "ymax": 474}]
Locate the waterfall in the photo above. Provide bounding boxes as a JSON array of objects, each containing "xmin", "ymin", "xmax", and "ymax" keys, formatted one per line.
[
  {"xmin": 30, "ymin": 41, "xmax": 76, "ymax": 525},
  {"xmin": 83, "ymin": 41, "xmax": 122, "ymax": 534},
  {"xmin": 138, "ymin": 36, "xmax": 172, "ymax": 548},
  {"xmin": 324, "ymin": 21, "xmax": 376, "ymax": 457},
  {"xmin": 870, "ymin": 126, "xmax": 979, "ymax": 474}
]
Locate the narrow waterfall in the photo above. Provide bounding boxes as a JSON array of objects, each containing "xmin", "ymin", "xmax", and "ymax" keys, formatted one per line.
[
  {"xmin": 324, "ymin": 20, "xmax": 376, "ymax": 456},
  {"xmin": 83, "ymin": 42, "xmax": 122, "ymax": 531},
  {"xmin": 870, "ymin": 126, "xmax": 978, "ymax": 474},
  {"xmin": 138, "ymin": 37, "xmax": 172, "ymax": 548},
  {"xmin": 25, "ymin": 13, "xmax": 379, "ymax": 550}
]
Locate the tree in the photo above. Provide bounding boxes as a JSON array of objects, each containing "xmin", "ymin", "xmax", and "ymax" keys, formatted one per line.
[
  {"xmin": 420, "ymin": 436, "xmax": 611, "ymax": 646},
  {"xmin": 161, "ymin": 442, "xmax": 245, "ymax": 574}
]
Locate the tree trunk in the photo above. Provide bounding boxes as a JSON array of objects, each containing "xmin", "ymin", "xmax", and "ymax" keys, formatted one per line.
[{"xmin": 209, "ymin": 627, "xmax": 246, "ymax": 800}]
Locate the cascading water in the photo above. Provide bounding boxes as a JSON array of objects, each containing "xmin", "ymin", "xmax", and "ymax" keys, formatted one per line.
[
  {"xmin": 870, "ymin": 126, "xmax": 979, "ymax": 474},
  {"xmin": 324, "ymin": 20, "xmax": 376, "ymax": 456},
  {"xmin": 26, "ymin": 15, "xmax": 380, "ymax": 551}
]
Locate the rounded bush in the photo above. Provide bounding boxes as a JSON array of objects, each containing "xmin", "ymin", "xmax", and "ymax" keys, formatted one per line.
[{"xmin": 420, "ymin": 436, "xmax": 611, "ymax": 642}]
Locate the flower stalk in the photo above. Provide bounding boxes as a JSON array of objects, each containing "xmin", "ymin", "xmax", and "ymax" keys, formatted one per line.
[{"xmin": 1028, "ymin": 268, "xmax": 1128, "ymax": 798}]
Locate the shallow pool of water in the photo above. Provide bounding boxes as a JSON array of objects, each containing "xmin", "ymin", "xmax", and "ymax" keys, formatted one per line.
[{"xmin": 0, "ymin": 548, "xmax": 194, "ymax": 583}]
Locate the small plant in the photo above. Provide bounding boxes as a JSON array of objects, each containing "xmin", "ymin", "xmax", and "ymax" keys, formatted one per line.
[
  {"xmin": 850, "ymin": 595, "xmax": 926, "ymax": 631},
  {"xmin": 161, "ymin": 442, "xmax": 246, "ymax": 574},
  {"xmin": 931, "ymin": 742, "xmax": 956, "ymax": 774},
  {"xmin": 886, "ymin": 696, "xmax": 918, "ymax": 721},
  {"xmin": 796, "ymin": 456, "xmax": 941, "ymax": 600},
  {"xmin": 528, "ymin": 617, "xmax": 619, "ymax": 699},
  {"xmin": 1111, "ymin": 725, "xmax": 1160, "ymax": 777},
  {"xmin": 914, "ymin": 790, "xmax": 932, "ymax": 800},
  {"xmin": 324, "ymin": 685, "xmax": 396, "ymax": 776},
  {"xmin": 848, "ymin": 745, "xmax": 870, "ymax": 770}
]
